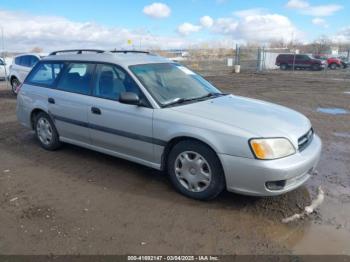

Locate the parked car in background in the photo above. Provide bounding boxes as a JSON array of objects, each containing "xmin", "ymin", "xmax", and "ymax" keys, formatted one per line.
[
  {"xmin": 0, "ymin": 58, "xmax": 6, "ymax": 80},
  {"xmin": 339, "ymin": 56, "xmax": 350, "ymax": 68},
  {"xmin": 16, "ymin": 49, "xmax": 322, "ymax": 200},
  {"xmin": 276, "ymin": 54, "xmax": 326, "ymax": 71},
  {"xmin": 9, "ymin": 53, "xmax": 45, "ymax": 94},
  {"xmin": 313, "ymin": 54, "xmax": 344, "ymax": 70}
]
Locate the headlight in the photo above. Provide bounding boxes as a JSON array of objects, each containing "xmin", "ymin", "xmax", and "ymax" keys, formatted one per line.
[{"xmin": 249, "ymin": 138, "xmax": 296, "ymax": 160}]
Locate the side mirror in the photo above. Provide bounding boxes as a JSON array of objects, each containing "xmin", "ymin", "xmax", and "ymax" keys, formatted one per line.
[{"xmin": 119, "ymin": 92, "xmax": 140, "ymax": 106}]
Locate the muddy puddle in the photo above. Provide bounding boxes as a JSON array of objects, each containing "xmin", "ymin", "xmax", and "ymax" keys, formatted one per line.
[
  {"xmin": 256, "ymin": 184, "xmax": 350, "ymax": 255},
  {"xmin": 317, "ymin": 107, "xmax": 349, "ymax": 115}
]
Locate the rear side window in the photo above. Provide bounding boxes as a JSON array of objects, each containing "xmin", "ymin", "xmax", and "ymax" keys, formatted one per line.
[
  {"xmin": 20, "ymin": 56, "xmax": 30, "ymax": 67},
  {"xmin": 15, "ymin": 55, "xmax": 39, "ymax": 67},
  {"xmin": 15, "ymin": 56, "xmax": 21, "ymax": 65},
  {"xmin": 26, "ymin": 62, "xmax": 64, "ymax": 86},
  {"xmin": 56, "ymin": 63, "xmax": 95, "ymax": 95},
  {"xmin": 278, "ymin": 54, "xmax": 290, "ymax": 60},
  {"xmin": 296, "ymin": 55, "xmax": 310, "ymax": 61},
  {"xmin": 28, "ymin": 56, "xmax": 39, "ymax": 67}
]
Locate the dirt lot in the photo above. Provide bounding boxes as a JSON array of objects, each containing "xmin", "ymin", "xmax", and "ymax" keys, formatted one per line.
[{"xmin": 0, "ymin": 70, "xmax": 349, "ymax": 255}]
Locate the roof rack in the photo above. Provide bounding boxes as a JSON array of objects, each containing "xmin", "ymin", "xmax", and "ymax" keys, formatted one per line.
[
  {"xmin": 110, "ymin": 50, "xmax": 151, "ymax": 55},
  {"xmin": 49, "ymin": 49, "xmax": 105, "ymax": 56}
]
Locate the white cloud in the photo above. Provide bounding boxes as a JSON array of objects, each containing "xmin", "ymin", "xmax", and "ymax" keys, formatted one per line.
[
  {"xmin": 312, "ymin": 18, "xmax": 328, "ymax": 28},
  {"xmin": 209, "ymin": 12, "xmax": 299, "ymax": 43},
  {"xmin": 177, "ymin": 23, "xmax": 202, "ymax": 36},
  {"xmin": 0, "ymin": 9, "xmax": 190, "ymax": 51},
  {"xmin": 200, "ymin": 16, "xmax": 214, "ymax": 28},
  {"xmin": 286, "ymin": 0, "xmax": 309, "ymax": 9},
  {"xmin": 212, "ymin": 18, "xmax": 238, "ymax": 34},
  {"xmin": 286, "ymin": 0, "xmax": 343, "ymax": 17},
  {"xmin": 233, "ymin": 8, "xmax": 267, "ymax": 18},
  {"xmin": 143, "ymin": 2, "xmax": 171, "ymax": 19},
  {"xmin": 301, "ymin": 5, "xmax": 343, "ymax": 17},
  {"xmin": 176, "ymin": 7, "xmax": 300, "ymax": 42},
  {"xmin": 236, "ymin": 14, "xmax": 299, "ymax": 43}
]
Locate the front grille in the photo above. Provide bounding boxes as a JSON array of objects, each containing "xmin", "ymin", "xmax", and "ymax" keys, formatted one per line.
[{"xmin": 298, "ymin": 128, "xmax": 314, "ymax": 151}]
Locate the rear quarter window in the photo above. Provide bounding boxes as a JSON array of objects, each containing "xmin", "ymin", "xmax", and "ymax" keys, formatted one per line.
[
  {"xmin": 26, "ymin": 62, "xmax": 64, "ymax": 87},
  {"xmin": 277, "ymin": 54, "xmax": 290, "ymax": 60}
]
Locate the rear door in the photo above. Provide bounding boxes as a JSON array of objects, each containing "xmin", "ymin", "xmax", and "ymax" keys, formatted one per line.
[
  {"xmin": 48, "ymin": 62, "xmax": 95, "ymax": 144},
  {"xmin": 88, "ymin": 63, "xmax": 155, "ymax": 163}
]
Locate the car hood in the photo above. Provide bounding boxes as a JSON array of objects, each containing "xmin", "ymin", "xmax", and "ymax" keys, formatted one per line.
[{"xmin": 170, "ymin": 95, "xmax": 311, "ymax": 146}]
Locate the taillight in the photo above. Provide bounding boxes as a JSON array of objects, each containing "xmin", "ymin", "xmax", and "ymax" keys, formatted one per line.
[{"xmin": 15, "ymin": 83, "xmax": 23, "ymax": 94}]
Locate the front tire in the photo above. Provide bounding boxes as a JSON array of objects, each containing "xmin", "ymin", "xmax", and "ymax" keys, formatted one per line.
[
  {"xmin": 34, "ymin": 112, "xmax": 61, "ymax": 150},
  {"xmin": 311, "ymin": 64, "xmax": 321, "ymax": 71},
  {"xmin": 167, "ymin": 140, "xmax": 225, "ymax": 200},
  {"xmin": 11, "ymin": 77, "xmax": 20, "ymax": 95}
]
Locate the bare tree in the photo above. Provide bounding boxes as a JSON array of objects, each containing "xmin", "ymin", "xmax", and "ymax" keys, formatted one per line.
[{"xmin": 30, "ymin": 47, "xmax": 44, "ymax": 53}]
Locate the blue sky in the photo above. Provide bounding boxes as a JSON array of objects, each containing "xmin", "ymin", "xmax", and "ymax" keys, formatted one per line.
[{"xmin": 0, "ymin": 0, "xmax": 349, "ymax": 51}]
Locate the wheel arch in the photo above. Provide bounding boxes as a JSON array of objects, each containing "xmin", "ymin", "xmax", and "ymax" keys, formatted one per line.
[
  {"xmin": 30, "ymin": 108, "xmax": 49, "ymax": 129},
  {"xmin": 10, "ymin": 75, "xmax": 19, "ymax": 83},
  {"xmin": 160, "ymin": 136, "xmax": 223, "ymax": 172}
]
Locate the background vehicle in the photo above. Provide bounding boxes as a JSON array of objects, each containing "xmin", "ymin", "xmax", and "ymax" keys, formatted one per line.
[
  {"xmin": 0, "ymin": 57, "xmax": 12, "ymax": 80},
  {"xmin": 276, "ymin": 54, "xmax": 325, "ymax": 71},
  {"xmin": 313, "ymin": 54, "xmax": 344, "ymax": 70},
  {"xmin": 9, "ymin": 53, "xmax": 44, "ymax": 94},
  {"xmin": 0, "ymin": 58, "xmax": 6, "ymax": 80},
  {"xmin": 339, "ymin": 56, "xmax": 350, "ymax": 68}
]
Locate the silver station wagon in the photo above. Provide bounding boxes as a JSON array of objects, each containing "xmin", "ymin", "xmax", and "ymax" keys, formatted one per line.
[{"xmin": 16, "ymin": 49, "xmax": 322, "ymax": 200}]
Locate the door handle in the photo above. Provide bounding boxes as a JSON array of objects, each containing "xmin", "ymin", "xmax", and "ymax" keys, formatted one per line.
[
  {"xmin": 91, "ymin": 107, "xmax": 101, "ymax": 115},
  {"xmin": 48, "ymin": 98, "xmax": 55, "ymax": 104}
]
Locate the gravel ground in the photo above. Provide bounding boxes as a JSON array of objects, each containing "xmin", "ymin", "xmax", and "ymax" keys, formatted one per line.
[{"xmin": 0, "ymin": 70, "xmax": 349, "ymax": 255}]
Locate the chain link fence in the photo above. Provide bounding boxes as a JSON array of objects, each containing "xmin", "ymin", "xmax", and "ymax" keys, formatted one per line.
[{"xmin": 158, "ymin": 47, "xmax": 350, "ymax": 80}]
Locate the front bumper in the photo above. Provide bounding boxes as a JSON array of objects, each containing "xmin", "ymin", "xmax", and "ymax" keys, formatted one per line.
[{"xmin": 219, "ymin": 134, "xmax": 322, "ymax": 196}]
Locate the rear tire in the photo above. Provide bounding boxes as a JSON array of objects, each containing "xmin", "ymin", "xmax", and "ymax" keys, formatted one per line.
[
  {"xmin": 34, "ymin": 112, "xmax": 61, "ymax": 151},
  {"xmin": 167, "ymin": 140, "xmax": 225, "ymax": 200},
  {"xmin": 329, "ymin": 63, "xmax": 338, "ymax": 70},
  {"xmin": 280, "ymin": 64, "xmax": 288, "ymax": 70},
  {"xmin": 11, "ymin": 77, "xmax": 20, "ymax": 95}
]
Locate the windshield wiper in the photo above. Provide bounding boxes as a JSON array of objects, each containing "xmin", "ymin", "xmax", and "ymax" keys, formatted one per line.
[
  {"xmin": 162, "ymin": 97, "xmax": 187, "ymax": 107},
  {"xmin": 197, "ymin": 92, "xmax": 228, "ymax": 100},
  {"xmin": 162, "ymin": 93, "xmax": 228, "ymax": 108}
]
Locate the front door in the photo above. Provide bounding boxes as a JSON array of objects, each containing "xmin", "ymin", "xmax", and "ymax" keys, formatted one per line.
[{"xmin": 88, "ymin": 64, "xmax": 154, "ymax": 164}]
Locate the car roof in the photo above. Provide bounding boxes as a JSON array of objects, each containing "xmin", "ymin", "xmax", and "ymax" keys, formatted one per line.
[{"xmin": 43, "ymin": 52, "xmax": 173, "ymax": 67}]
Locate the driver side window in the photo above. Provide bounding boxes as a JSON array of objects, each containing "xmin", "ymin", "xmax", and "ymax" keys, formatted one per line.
[{"xmin": 93, "ymin": 64, "xmax": 141, "ymax": 100}]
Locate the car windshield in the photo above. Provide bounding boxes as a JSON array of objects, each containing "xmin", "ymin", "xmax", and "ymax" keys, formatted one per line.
[{"xmin": 129, "ymin": 63, "xmax": 222, "ymax": 106}]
